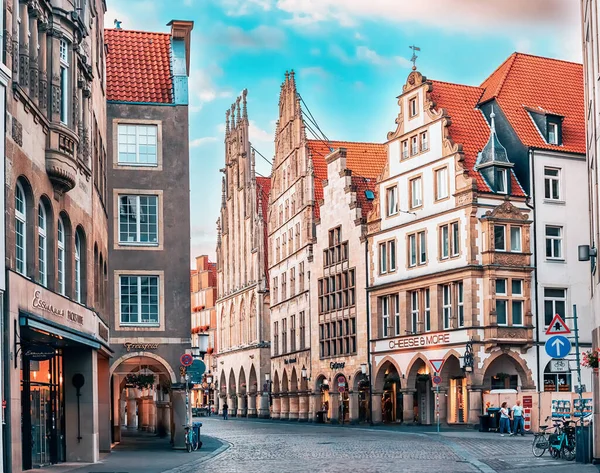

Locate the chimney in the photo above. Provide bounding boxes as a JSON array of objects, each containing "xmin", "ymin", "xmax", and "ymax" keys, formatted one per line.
[{"xmin": 167, "ymin": 20, "xmax": 194, "ymax": 105}]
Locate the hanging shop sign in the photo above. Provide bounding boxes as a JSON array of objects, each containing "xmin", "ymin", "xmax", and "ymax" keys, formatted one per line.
[
  {"xmin": 23, "ymin": 344, "xmax": 56, "ymax": 361},
  {"xmin": 330, "ymin": 362, "xmax": 345, "ymax": 370},
  {"xmin": 32, "ymin": 290, "xmax": 84, "ymax": 325},
  {"xmin": 124, "ymin": 342, "xmax": 160, "ymax": 352}
]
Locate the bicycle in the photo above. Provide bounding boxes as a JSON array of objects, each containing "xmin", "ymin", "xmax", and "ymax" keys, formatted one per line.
[
  {"xmin": 183, "ymin": 424, "xmax": 199, "ymax": 453},
  {"xmin": 532, "ymin": 423, "xmax": 551, "ymax": 457},
  {"xmin": 532, "ymin": 417, "xmax": 576, "ymax": 460}
]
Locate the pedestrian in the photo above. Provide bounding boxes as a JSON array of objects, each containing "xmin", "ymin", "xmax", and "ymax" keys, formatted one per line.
[
  {"xmin": 510, "ymin": 400, "xmax": 525, "ymax": 436},
  {"xmin": 499, "ymin": 402, "xmax": 511, "ymax": 436},
  {"xmin": 222, "ymin": 402, "xmax": 228, "ymax": 420}
]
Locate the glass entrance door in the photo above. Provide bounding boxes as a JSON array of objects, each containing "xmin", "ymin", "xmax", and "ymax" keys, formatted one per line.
[{"xmin": 30, "ymin": 384, "xmax": 51, "ymax": 467}]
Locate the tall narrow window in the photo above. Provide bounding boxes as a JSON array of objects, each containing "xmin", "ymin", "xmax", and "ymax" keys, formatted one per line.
[
  {"xmin": 409, "ymin": 97, "xmax": 417, "ymax": 117},
  {"xmin": 15, "ymin": 182, "xmax": 26, "ymax": 275},
  {"xmin": 282, "ymin": 318, "xmax": 287, "ymax": 353},
  {"xmin": 544, "ymin": 168, "xmax": 561, "ymax": 200},
  {"xmin": 410, "ymin": 177, "xmax": 422, "ymax": 208},
  {"xmin": 442, "ymin": 284, "xmax": 451, "ymax": 329},
  {"xmin": 451, "ymin": 222, "xmax": 460, "ymax": 256},
  {"xmin": 435, "ymin": 167, "xmax": 449, "ymax": 200},
  {"xmin": 382, "ymin": 296, "xmax": 390, "ymax": 337},
  {"xmin": 496, "ymin": 169, "xmax": 508, "ymax": 194},
  {"xmin": 424, "ymin": 289, "xmax": 431, "ymax": 332},
  {"xmin": 38, "ymin": 204, "xmax": 47, "ymax": 287},
  {"xmin": 496, "ymin": 279, "xmax": 507, "ymax": 325},
  {"xmin": 420, "ymin": 131, "xmax": 429, "ymax": 151},
  {"xmin": 290, "ymin": 315, "xmax": 296, "ymax": 352},
  {"xmin": 419, "ymin": 231, "xmax": 427, "ymax": 264},
  {"xmin": 457, "ymin": 282, "xmax": 464, "ymax": 327},
  {"xmin": 402, "ymin": 140, "xmax": 409, "ymax": 159},
  {"xmin": 386, "ymin": 186, "xmax": 398, "ymax": 216},
  {"xmin": 411, "ymin": 291, "xmax": 419, "ymax": 333},
  {"xmin": 494, "ymin": 225, "xmax": 506, "ymax": 251},
  {"xmin": 273, "ymin": 321, "xmax": 279, "ymax": 356},
  {"xmin": 409, "ymin": 234, "xmax": 417, "ymax": 267},
  {"xmin": 57, "ymin": 217, "xmax": 65, "ymax": 295},
  {"xmin": 388, "ymin": 240, "xmax": 396, "ymax": 272},
  {"xmin": 393, "ymin": 294, "xmax": 400, "ymax": 336},
  {"xmin": 510, "ymin": 226, "xmax": 522, "ymax": 252},
  {"xmin": 441, "ymin": 225, "xmax": 449, "ymax": 259},
  {"xmin": 545, "ymin": 226, "xmax": 563, "ymax": 260},
  {"xmin": 411, "ymin": 136, "xmax": 418, "ymax": 156},
  {"xmin": 299, "ymin": 311, "xmax": 306, "ymax": 349},
  {"xmin": 548, "ymin": 123, "xmax": 558, "ymax": 145},
  {"xmin": 119, "ymin": 195, "xmax": 159, "ymax": 244},
  {"xmin": 60, "ymin": 40, "xmax": 69, "ymax": 125},
  {"xmin": 512, "ymin": 280, "xmax": 524, "ymax": 326},
  {"xmin": 75, "ymin": 233, "xmax": 82, "ymax": 303},
  {"xmin": 379, "ymin": 242, "xmax": 387, "ymax": 274}
]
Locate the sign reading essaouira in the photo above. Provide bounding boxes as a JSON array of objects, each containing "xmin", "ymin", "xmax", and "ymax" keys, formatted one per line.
[{"xmin": 32, "ymin": 290, "xmax": 84, "ymax": 325}]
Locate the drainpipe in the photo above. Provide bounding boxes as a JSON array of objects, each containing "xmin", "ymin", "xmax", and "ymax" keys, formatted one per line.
[
  {"xmin": 365, "ymin": 235, "xmax": 374, "ymax": 426},
  {"xmin": 525, "ymin": 148, "xmax": 541, "ymax": 426}
]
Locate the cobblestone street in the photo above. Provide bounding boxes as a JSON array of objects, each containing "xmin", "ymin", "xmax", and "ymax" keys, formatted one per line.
[{"xmin": 182, "ymin": 418, "xmax": 600, "ymax": 473}]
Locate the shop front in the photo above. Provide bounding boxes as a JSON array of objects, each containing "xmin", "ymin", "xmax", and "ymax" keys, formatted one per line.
[{"xmin": 8, "ymin": 273, "xmax": 111, "ymax": 473}]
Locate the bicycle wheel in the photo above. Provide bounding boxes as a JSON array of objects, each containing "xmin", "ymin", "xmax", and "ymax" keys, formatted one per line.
[
  {"xmin": 561, "ymin": 442, "xmax": 576, "ymax": 461},
  {"xmin": 192, "ymin": 431, "xmax": 199, "ymax": 451},
  {"xmin": 532, "ymin": 434, "xmax": 547, "ymax": 457}
]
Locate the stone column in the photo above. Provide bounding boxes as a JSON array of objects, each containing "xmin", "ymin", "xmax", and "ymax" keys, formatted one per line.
[
  {"xmin": 349, "ymin": 392, "xmax": 359, "ymax": 424},
  {"xmin": 140, "ymin": 397, "xmax": 152, "ymax": 430},
  {"xmin": 272, "ymin": 394, "xmax": 281, "ymax": 420},
  {"xmin": 28, "ymin": 13, "xmax": 38, "ymax": 104},
  {"xmin": 309, "ymin": 392, "xmax": 319, "ymax": 422},
  {"xmin": 435, "ymin": 388, "xmax": 448, "ymax": 425},
  {"xmin": 38, "ymin": 23, "xmax": 48, "ymax": 114},
  {"xmin": 329, "ymin": 393, "xmax": 340, "ymax": 424},
  {"xmin": 219, "ymin": 393, "xmax": 226, "ymax": 415},
  {"xmin": 280, "ymin": 394, "xmax": 289, "ymax": 420},
  {"xmin": 19, "ymin": 1, "xmax": 29, "ymax": 91},
  {"xmin": 49, "ymin": 30, "xmax": 61, "ymax": 122},
  {"xmin": 237, "ymin": 393, "xmax": 247, "ymax": 417},
  {"xmin": 148, "ymin": 396, "xmax": 157, "ymax": 433},
  {"xmin": 11, "ymin": 0, "xmax": 19, "ymax": 79},
  {"xmin": 228, "ymin": 392, "xmax": 236, "ymax": 417},
  {"xmin": 127, "ymin": 390, "xmax": 137, "ymax": 429},
  {"xmin": 258, "ymin": 392, "xmax": 270, "ymax": 418},
  {"xmin": 372, "ymin": 393, "xmax": 383, "ymax": 424},
  {"xmin": 119, "ymin": 394, "xmax": 126, "ymax": 426},
  {"xmin": 247, "ymin": 393, "xmax": 257, "ymax": 417},
  {"xmin": 402, "ymin": 390, "xmax": 416, "ymax": 424},
  {"xmin": 97, "ymin": 356, "xmax": 111, "ymax": 452},
  {"xmin": 468, "ymin": 387, "xmax": 482, "ymax": 425},
  {"xmin": 288, "ymin": 394, "xmax": 299, "ymax": 421},
  {"xmin": 298, "ymin": 393, "xmax": 309, "ymax": 422}
]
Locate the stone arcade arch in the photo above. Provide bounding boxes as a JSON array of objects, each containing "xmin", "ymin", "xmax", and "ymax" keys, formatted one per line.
[
  {"xmin": 440, "ymin": 353, "xmax": 467, "ymax": 424},
  {"xmin": 238, "ymin": 366, "xmax": 247, "ymax": 416},
  {"xmin": 289, "ymin": 367, "xmax": 299, "ymax": 420},
  {"xmin": 272, "ymin": 371, "xmax": 281, "ymax": 420},
  {"xmin": 228, "ymin": 369, "xmax": 238, "ymax": 416},
  {"xmin": 480, "ymin": 350, "xmax": 535, "ymax": 391},
  {"xmin": 375, "ymin": 360, "xmax": 402, "ymax": 424},
  {"xmin": 281, "ymin": 370, "xmax": 290, "ymax": 420},
  {"xmin": 405, "ymin": 354, "xmax": 432, "ymax": 425}
]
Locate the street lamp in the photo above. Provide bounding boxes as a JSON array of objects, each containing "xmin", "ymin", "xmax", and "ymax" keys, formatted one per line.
[
  {"xmin": 360, "ymin": 363, "xmax": 367, "ymax": 375},
  {"xmin": 461, "ymin": 340, "xmax": 474, "ymax": 373},
  {"xmin": 192, "ymin": 332, "xmax": 209, "ymax": 359}
]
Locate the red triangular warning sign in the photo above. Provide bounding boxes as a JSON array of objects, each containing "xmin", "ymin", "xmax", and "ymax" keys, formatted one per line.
[
  {"xmin": 545, "ymin": 314, "xmax": 571, "ymax": 335},
  {"xmin": 429, "ymin": 359, "xmax": 445, "ymax": 374}
]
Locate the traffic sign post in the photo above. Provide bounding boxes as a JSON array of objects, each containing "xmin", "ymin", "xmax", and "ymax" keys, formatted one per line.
[
  {"xmin": 434, "ymin": 372, "xmax": 440, "ymax": 434},
  {"xmin": 544, "ymin": 335, "xmax": 571, "ymax": 359},
  {"xmin": 429, "ymin": 359, "xmax": 445, "ymax": 373},
  {"xmin": 180, "ymin": 353, "xmax": 193, "ymax": 367},
  {"xmin": 186, "ymin": 360, "xmax": 206, "ymax": 384},
  {"xmin": 545, "ymin": 314, "xmax": 571, "ymax": 335},
  {"xmin": 432, "ymin": 375, "xmax": 442, "ymax": 385}
]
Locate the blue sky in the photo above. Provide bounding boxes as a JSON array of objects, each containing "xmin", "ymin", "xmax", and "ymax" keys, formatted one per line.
[{"xmin": 105, "ymin": 0, "xmax": 581, "ymax": 265}]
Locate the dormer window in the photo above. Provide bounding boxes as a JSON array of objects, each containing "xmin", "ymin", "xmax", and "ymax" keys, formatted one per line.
[
  {"xmin": 548, "ymin": 122, "xmax": 558, "ymax": 145},
  {"xmin": 496, "ymin": 169, "xmax": 507, "ymax": 194}
]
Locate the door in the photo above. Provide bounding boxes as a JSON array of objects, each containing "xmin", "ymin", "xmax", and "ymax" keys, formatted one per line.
[{"xmin": 30, "ymin": 384, "xmax": 51, "ymax": 467}]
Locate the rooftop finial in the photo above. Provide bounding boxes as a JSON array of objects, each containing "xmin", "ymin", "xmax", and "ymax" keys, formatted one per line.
[
  {"xmin": 285, "ymin": 70, "xmax": 289, "ymax": 83},
  {"xmin": 490, "ymin": 106, "xmax": 496, "ymax": 133},
  {"xmin": 290, "ymin": 69, "xmax": 295, "ymax": 85},
  {"xmin": 221, "ymin": 177, "xmax": 226, "ymax": 207},
  {"xmin": 236, "ymin": 96, "xmax": 241, "ymax": 123},
  {"xmin": 242, "ymin": 89, "xmax": 248, "ymax": 120},
  {"xmin": 409, "ymin": 45, "xmax": 420, "ymax": 71},
  {"xmin": 225, "ymin": 109, "xmax": 230, "ymax": 134},
  {"xmin": 230, "ymin": 103, "xmax": 236, "ymax": 129},
  {"xmin": 114, "ymin": 19, "xmax": 122, "ymax": 29}
]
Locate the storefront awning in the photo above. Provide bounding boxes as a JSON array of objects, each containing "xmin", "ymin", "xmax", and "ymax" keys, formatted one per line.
[{"xmin": 19, "ymin": 311, "xmax": 112, "ymax": 355}]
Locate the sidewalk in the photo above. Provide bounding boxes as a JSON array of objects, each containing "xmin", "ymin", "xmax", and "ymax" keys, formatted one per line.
[{"xmin": 35, "ymin": 428, "xmax": 227, "ymax": 473}]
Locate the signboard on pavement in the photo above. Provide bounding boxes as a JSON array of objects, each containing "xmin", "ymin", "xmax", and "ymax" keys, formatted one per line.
[
  {"xmin": 545, "ymin": 314, "xmax": 571, "ymax": 335},
  {"xmin": 544, "ymin": 335, "xmax": 571, "ymax": 359}
]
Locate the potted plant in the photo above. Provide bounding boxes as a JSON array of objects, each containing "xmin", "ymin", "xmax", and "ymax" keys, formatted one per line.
[
  {"xmin": 125, "ymin": 373, "xmax": 156, "ymax": 390},
  {"xmin": 582, "ymin": 348, "xmax": 600, "ymax": 371}
]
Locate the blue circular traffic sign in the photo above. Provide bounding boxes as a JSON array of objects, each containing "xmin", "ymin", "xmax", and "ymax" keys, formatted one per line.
[{"xmin": 545, "ymin": 335, "xmax": 572, "ymax": 359}]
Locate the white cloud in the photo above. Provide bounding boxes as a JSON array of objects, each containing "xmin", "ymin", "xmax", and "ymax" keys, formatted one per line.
[
  {"xmin": 188, "ymin": 68, "xmax": 233, "ymax": 109},
  {"xmin": 105, "ymin": 1, "xmax": 162, "ymax": 32},
  {"xmin": 329, "ymin": 45, "xmax": 411, "ymax": 68},
  {"xmin": 310, "ymin": 48, "xmax": 321, "ymax": 56},
  {"xmin": 217, "ymin": 0, "xmax": 272, "ymax": 16},
  {"xmin": 214, "ymin": 25, "xmax": 285, "ymax": 50},
  {"xmin": 354, "ymin": 32, "xmax": 365, "ymax": 41},
  {"xmin": 190, "ymin": 137, "xmax": 218, "ymax": 147},
  {"xmin": 249, "ymin": 120, "xmax": 274, "ymax": 144},
  {"xmin": 299, "ymin": 66, "xmax": 330, "ymax": 78}
]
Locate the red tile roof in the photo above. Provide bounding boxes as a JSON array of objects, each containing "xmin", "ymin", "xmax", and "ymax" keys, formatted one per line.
[
  {"xmin": 429, "ymin": 80, "xmax": 526, "ymax": 197},
  {"xmin": 479, "ymin": 53, "xmax": 584, "ymax": 155},
  {"xmin": 105, "ymin": 29, "xmax": 173, "ymax": 103},
  {"xmin": 307, "ymin": 140, "xmax": 387, "ymax": 217},
  {"xmin": 256, "ymin": 177, "xmax": 271, "ymax": 282}
]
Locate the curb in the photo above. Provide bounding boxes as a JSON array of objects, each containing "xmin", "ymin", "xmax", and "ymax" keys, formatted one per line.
[{"xmin": 160, "ymin": 437, "xmax": 231, "ymax": 473}]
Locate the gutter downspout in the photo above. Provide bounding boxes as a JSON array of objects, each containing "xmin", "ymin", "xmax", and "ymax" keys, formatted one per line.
[
  {"xmin": 365, "ymin": 235, "xmax": 374, "ymax": 426},
  {"xmin": 525, "ymin": 148, "xmax": 542, "ymax": 427}
]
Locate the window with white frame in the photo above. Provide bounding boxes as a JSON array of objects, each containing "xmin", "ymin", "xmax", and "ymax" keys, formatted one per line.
[
  {"xmin": 424, "ymin": 289, "xmax": 431, "ymax": 332},
  {"xmin": 393, "ymin": 294, "xmax": 400, "ymax": 336},
  {"xmin": 386, "ymin": 186, "xmax": 398, "ymax": 216},
  {"xmin": 273, "ymin": 321, "xmax": 279, "ymax": 355},
  {"xmin": 15, "ymin": 182, "xmax": 26, "ymax": 275},
  {"xmin": 409, "ymin": 233, "xmax": 417, "ymax": 267},
  {"xmin": 435, "ymin": 167, "xmax": 449, "ymax": 200},
  {"xmin": 440, "ymin": 221, "xmax": 460, "ymax": 259},
  {"xmin": 411, "ymin": 291, "xmax": 419, "ymax": 333},
  {"xmin": 38, "ymin": 204, "xmax": 47, "ymax": 287},
  {"xmin": 442, "ymin": 284, "xmax": 452, "ymax": 329},
  {"xmin": 496, "ymin": 279, "xmax": 508, "ymax": 325},
  {"xmin": 451, "ymin": 222, "xmax": 459, "ymax": 256},
  {"xmin": 544, "ymin": 168, "xmax": 561, "ymax": 200},
  {"xmin": 512, "ymin": 280, "xmax": 524, "ymax": 325},
  {"xmin": 510, "ymin": 226, "xmax": 522, "ymax": 252},
  {"xmin": 57, "ymin": 217, "xmax": 65, "ymax": 295},
  {"xmin": 545, "ymin": 226, "xmax": 563, "ymax": 260},
  {"xmin": 544, "ymin": 287, "xmax": 566, "ymax": 326},
  {"xmin": 119, "ymin": 275, "xmax": 160, "ymax": 325},
  {"xmin": 402, "ymin": 140, "xmax": 409, "ymax": 159},
  {"xmin": 379, "ymin": 242, "xmax": 387, "ymax": 274},
  {"xmin": 382, "ymin": 296, "xmax": 390, "ymax": 337},
  {"xmin": 410, "ymin": 177, "xmax": 422, "ymax": 208},
  {"xmin": 60, "ymin": 40, "xmax": 69, "ymax": 125},
  {"xmin": 420, "ymin": 131, "xmax": 429, "ymax": 152},
  {"xmin": 457, "ymin": 282, "xmax": 464, "ymax": 327},
  {"xmin": 496, "ymin": 168, "xmax": 508, "ymax": 194},
  {"xmin": 75, "ymin": 233, "xmax": 82, "ymax": 303},
  {"xmin": 494, "ymin": 225, "xmax": 506, "ymax": 251},
  {"xmin": 408, "ymin": 231, "xmax": 426, "ymax": 267},
  {"xmin": 548, "ymin": 123, "xmax": 558, "ymax": 145},
  {"xmin": 419, "ymin": 231, "xmax": 427, "ymax": 264},
  {"xmin": 379, "ymin": 240, "xmax": 396, "ymax": 274},
  {"xmin": 119, "ymin": 195, "xmax": 158, "ymax": 244},
  {"xmin": 389, "ymin": 240, "xmax": 396, "ymax": 271},
  {"xmin": 117, "ymin": 124, "xmax": 158, "ymax": 165},
  {"xmin": 411, "ymin": 136, "xmax": 418, "ymax": 156},
  {"xmin": 409, "ymin": 97, "xmax": 417, "ymax": 117}
]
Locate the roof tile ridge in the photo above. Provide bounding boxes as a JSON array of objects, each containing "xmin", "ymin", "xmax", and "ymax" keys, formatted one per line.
[
  {"xmin": 480, "ymin": 53, "xmax": 517, "ymax": 100},
  {"xmin": 429, "ymin": 79, "xmax": 484, "ymax": 91},
  {"xmin": 512, "ymin": 51, "xmax": 583, "ymax": 67},
  {"xmin": 307, "ymin": 139, "xmax": 384, "ymax": 146},
  {"xmin": 104, "ymin": 28, "xmax": 171, "ymax": 36}
]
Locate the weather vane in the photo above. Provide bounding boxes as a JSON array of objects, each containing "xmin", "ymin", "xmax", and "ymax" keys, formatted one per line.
[{"xmin": 409, "ymin": 45, "xmax": 421, "ymax": 71}]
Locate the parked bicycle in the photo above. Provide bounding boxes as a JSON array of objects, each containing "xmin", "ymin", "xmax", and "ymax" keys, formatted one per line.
[
  {"xmin": 532, "ymin": 417, "xmax": 576, "ymax": 461},
  {"xmin": 184, "ymin": 424, "xmax": 199, "ymax": 453}
]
